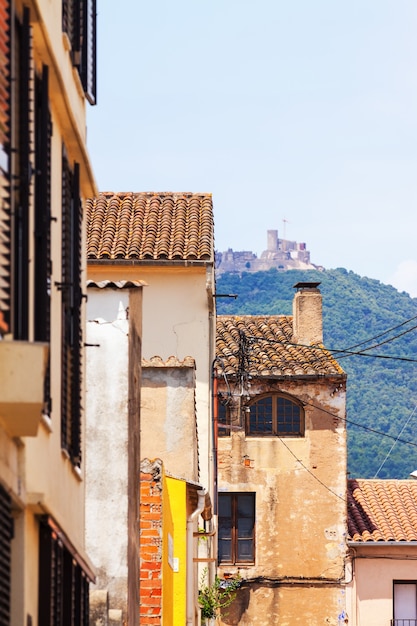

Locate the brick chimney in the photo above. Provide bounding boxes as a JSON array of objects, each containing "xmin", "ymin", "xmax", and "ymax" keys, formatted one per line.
[{"xmin": 292, "ymin": 282, "xmax": 323, "ymax": 345}]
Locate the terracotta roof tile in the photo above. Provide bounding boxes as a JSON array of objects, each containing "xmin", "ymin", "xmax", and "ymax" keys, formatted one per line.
[
  {"xmin": 216, "ymin": 315, "xmax": 345, "ymax": 378},
  {"xmin": 348, "ymin": 479, "xmax": 417, "ymax": 542},
  {"xmin": 142, "ymin": 355, "xmax": 195, "ymax": 368},
  {"xmin": 86, "ymin": 192, "xmax": 214, "ymax": 262}
]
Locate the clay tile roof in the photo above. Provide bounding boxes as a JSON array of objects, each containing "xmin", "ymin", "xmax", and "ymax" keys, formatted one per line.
[
  {"xmin": 142, "ymin": 355, "xmax": 195, "ymax": 368},
  {"xmin": 85, "ymin": 192, "xmax": 214, "ymax": 262},
  {"xmin": 216, "ymin": 315, "xmax": 345, "ymax": 378},
  {"xmin": 348, "ymin": 479, "xmax": 417, "ymax": 542}
]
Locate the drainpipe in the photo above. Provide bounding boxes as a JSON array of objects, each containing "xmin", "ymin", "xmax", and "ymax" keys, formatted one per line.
[{"xmin": 187, "ymin": 489, "xmax": 207, "ymax": 626}]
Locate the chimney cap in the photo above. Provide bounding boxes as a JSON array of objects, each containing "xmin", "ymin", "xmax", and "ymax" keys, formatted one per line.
[{"xmin": 293, "ymin": 281, "xmax": 321, "ymax": 291}]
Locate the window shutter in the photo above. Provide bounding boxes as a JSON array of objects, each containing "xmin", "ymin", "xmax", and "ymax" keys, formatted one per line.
[
  {"xmin": 38, "ymin": 518, "xmax": 91, "ymax": 626},
  {"xmin": 61, "ymin": 152, "xmax": 82, "ymax": 466},
  {"xmin": 0, "ymin": 485, "xmax": 12, "ymax": 626},
  {"xmin": 13, "ymin": 5, "xmax": 32, "ymax": 340},
  {"xmin": 0, "ymin": 0, "xmax": 10, "ymax": 328},
  {"xmin": 34, "ymin": 64, "xmax": 52, "ymax": 413},
  {"xmin": 62, "ymin": 0, "xmax": 96, "ymax": 105},
  {"xmin": 70, "ymin": 162, "xmax": 82, "ymax": 465},
  {"xmin": 80, "ymin": 0, "xmax": 97, "ymax": 104}
]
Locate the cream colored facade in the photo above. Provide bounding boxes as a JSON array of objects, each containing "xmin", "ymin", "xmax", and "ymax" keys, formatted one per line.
[
  {"xmin": 216, "ymin": 286, "xmax": 348, "ymax": 625},
  {"xmin": 0, "ymin": 0, "xmax": 96, "ymax": 623},
  {"xmin": 346, "ymin": 543, "xmax": 417, "ymax": 626},
  {"xmin": 87, "ymin": 263, "xmax": 216, "ymax": 491}
]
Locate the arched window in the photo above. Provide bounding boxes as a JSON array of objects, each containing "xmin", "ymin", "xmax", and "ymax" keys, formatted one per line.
[{"xmin": 247, "ymin": 394, "xmax": 304, "ymax": 437}]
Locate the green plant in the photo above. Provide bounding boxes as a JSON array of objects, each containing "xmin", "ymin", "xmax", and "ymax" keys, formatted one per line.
[{"xmin": 198, "ymin": 568, "xmax": 241, "ymax": 622}]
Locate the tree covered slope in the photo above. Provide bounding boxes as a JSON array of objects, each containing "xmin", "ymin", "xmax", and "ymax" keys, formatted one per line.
[{"xmin": 215, "ymin": 268, "xmax": 417, "ymax": 479}]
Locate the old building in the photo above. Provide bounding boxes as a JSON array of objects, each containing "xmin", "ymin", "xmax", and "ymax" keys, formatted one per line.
[
  {"xmin": 347, "ymin": 478, "xmax": 417, "ymax": 626},
  {"xmin": 215, "ymin": 283, "xmax": 347, "ymax": 625},
  {"xmin": 0, "ymin": 0, "xmax": 97, "ymax": 623},
  {"xmin": 215, "ymin": 229, "xmax": 318, "ymax": 275},
  {"xmin": 85, "ymin": 191, "xmax": 216, "ymax": 624}
]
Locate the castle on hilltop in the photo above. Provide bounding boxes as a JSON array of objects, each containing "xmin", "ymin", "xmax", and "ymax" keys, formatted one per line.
[{"xmin": 215, "ymin": 229, "xmax": 321, "ymax": 275}]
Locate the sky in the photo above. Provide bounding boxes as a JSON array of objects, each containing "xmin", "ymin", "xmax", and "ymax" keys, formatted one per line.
[{"xmin": 87, "ymin": 1, "xmax": 417, "ymax": 297}]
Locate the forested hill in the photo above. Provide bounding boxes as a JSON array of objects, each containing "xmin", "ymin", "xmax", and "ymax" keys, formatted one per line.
[{"xmin": 215, "ymin": 268, "xmax": 417, "ymax": 479}]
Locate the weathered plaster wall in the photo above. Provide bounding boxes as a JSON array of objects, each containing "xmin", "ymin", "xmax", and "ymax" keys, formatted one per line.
[
  {"xmin": 346, "ymin": 545, "xmax": 417, "ymax": 626},
  {"xmin": 85, "ymin": 289, "xmax": 130, "ymax": 614},
  {"xmin": 141, "ymin": 362, "xmax": 198, "ymax": 482},
  {"xmin": 87, "ymin": 264, "xmax": 215, "ymax": 490},
  {"xmin": 218, "ymin": 377, "xmax": 347, "ymax": 626}
]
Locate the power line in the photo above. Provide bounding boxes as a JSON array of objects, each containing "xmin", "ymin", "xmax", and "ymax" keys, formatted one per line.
[
  {"xmin": 304, "ymin": 400, "xmax": 417, "ymax": 449},
  {"xmin": 373, "ymin": 404, "xmax": 417, "ymax": 478},
  {"xmin": 335, "ymin": 324, "xmax": 417, "ymax": 360},
  {"xmin": 278, "ymin": 437, "xmax": 345, "ymax": 502},
  {"xmin": 244, "ymin": 333, "xmax": 417, "ymax": 363},
  {"xmin": 340, "ymin": 314, "xmax": 417, "ymax": 352}
]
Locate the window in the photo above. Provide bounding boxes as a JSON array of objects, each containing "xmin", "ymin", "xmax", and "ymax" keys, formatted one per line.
[
  {"xmin": 0, "ymin": 0, "xmax": 10, "ymax": 332},
  {"xmin": 217, "ymin": 395, "xmax": 231, "ymax": 437},
  {"xmin": 38, "ymin": 517, "xmax": 90, "ymax": 626},
  {"xmin": 247, "ymin": 394, "xmax": 304, "ymax": 436},
  {"xmin": 218, "ymin": 493, "xmax": 255, "ymax": 565},
  {"xmin": 0, "ymin": 485, "xmax": 12, "ymax": 626},
  {"xmin": 393, "ymin": 581, "xmax": 417, "ymax": 626},
  {"xmin": 12, "ymin": 6, "xmax": 32, "ymax": 340},
  {"xmin": 62, "ymin": 0, "xmax": 97, "ymax": 105},
  {"xmin": 34, "ymin": 64, "xmax": 52, "ymax": 414},
  {"xmin": 61, "ymin": 150, "xmax": 82, "ymax": 465}
]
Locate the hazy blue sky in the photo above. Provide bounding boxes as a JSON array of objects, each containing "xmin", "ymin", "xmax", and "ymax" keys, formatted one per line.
[{"xmin": 87, "ymin": 1, "xmax": 417, "ymax": 296}]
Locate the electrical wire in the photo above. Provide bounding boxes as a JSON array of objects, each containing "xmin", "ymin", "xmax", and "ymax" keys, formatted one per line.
[
  {"xmin": 278, "ymin": 436, "xmax": 346, "ymax": 502},
  {"xmin": 339, "ymin": 314, "xmax": 417, "ymax": 352},
  {"xmin": 241, "ymin": 333, "xmax": 417, "ymax": 363},
  {"xmin": 373, "ymin": 404, "xmax": 417, "ymax": 478},
  {"xmin": 335, "ymin": 324, "xmax": 417, "ymax": 360},
  {"xmin": 304, "ymin": 400, "xmax": 417, "ymax": 449}
]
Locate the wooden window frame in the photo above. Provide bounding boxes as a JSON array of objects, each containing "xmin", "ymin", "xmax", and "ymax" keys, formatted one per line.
[
  {"xmin": 218, "ymin": 492, "xmax": 255, "ymax": 566},
  {"xmin": 247, "ymin": 393, "xmax": 304, "ymax": 437}
]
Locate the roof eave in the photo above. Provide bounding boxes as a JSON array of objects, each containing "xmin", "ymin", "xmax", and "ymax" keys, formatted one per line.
[{"xmin": 87, "ymin": 258, "xmax": 214, "ymax": 267}]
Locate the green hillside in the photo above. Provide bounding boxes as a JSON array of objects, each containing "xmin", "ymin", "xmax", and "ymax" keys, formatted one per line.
[{"xmin": 215, "ymin": 268, "xmax": 417, "ymax": 479}]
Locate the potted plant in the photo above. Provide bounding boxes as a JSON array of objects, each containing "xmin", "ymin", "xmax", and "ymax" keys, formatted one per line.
[{"xmin": 198, "ymin": 568, "xmax": 241, "ymax": 624}]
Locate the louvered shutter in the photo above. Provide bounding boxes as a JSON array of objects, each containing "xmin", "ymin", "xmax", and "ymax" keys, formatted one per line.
[{"xmin": 0, "ymin": 485, "xmax": 11, "ymax": 626}]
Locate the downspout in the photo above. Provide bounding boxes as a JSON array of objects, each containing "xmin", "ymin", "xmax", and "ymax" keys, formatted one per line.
[{"xmin": 187, "ymin": 488, "xmax": 207, "ymax": 626}]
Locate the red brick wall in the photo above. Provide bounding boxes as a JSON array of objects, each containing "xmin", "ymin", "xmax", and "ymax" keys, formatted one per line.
[{"xmin": 140, "ymin": 460, "xmax": 163, "ymax": 625}]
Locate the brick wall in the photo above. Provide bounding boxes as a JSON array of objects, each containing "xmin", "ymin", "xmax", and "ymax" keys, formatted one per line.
[{"xmin": 140, "ymin": 459, "xmax": 163, "ymax": 625}]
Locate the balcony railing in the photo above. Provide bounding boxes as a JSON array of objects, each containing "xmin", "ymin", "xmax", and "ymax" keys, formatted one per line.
[{"xmin": 391, "ymin": 620, "xmax": 417, "ymax": 626}]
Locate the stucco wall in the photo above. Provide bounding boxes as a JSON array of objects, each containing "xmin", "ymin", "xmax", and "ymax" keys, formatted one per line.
[
  {"xmin": 88, "ymin": 264, "xmax": 215, "ymax": 490},
  {"xmin": 346, "ymin": 545, "xmax": 417, "ymax": 626},
  {"xmin": 217, "ymin": 377, "xmax": 347, "ymax": 625},
  {"xmin": 86, "ymin": 289, "xmax": 130, "ymax": 612},
  {"xmin": 142, "ymin": 363, "xmax": 198, "ymax": 482}
]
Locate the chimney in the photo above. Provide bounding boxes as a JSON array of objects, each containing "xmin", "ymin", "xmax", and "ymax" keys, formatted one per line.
[{"xmin": 292, "ymin": 282, "xmax": 323, "ymax": 345}]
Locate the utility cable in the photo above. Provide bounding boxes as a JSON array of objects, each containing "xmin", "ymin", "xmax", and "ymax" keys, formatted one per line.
[
  {"xmin": 304, "ymin": 400, "xmax": 417, "ymax": 449},
  {"xmin": 340, "ymin": 314, "xmax": 417, "ymax": 352},
  {"xmin": 335, "ymin": 324, "xmax": 417, "ymax": 360},
  {"xmin": 278, "ymin": 437, "xmax": 346, "ymax": 502},
  {"xmin": 240, "ymin": 333, "xmax": 417, "ymax": 363},
  {"xmin": 373, "ymin": 404, "xmax": 417, "ymax": 478}
]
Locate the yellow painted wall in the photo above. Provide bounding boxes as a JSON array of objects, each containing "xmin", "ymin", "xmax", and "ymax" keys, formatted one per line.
[{"xmin": 163, "ymin": 475, "xmax": 187, "ymax": 626}]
